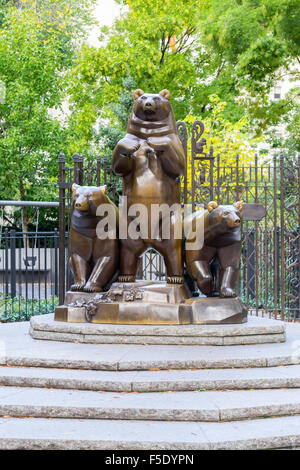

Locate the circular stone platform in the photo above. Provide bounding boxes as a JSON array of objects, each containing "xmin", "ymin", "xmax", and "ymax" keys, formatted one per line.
[{"xmin": 30, "ymin": 314, "xmax": 286, "ymax": 346}]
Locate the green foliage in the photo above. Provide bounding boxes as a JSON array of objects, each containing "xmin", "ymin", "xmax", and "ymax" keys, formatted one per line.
[
  {"xmin": 0, "ymin": 294, "xmax": 59, "ymax": 322},
  {"xmin": 0, "ymin": 7, "xmax": 63, "ymax": 196},
  {"xmin": 274, "ymin": 0, "xmax": 300, "ymax": 57},
  {"xmin": 237, "ymin": 37, "xmax": 287, "ymax": 89},
  {"xmin": 0, "ymin": 0, "xmax": 96, "ymax": 230},
  {"xmin": 67, "ymin": 0, "xmax": 299, "ymax": 152},
  {"xmin": 68, "ymin": 0, "xmax": 203, "ymax": 144},
  {"xmin": 184, "ymin": 95, "xmax": 260, "ymax": 192},
  {"xmin": 0, "ymin": 0, "xmax": 298, "ymax": 230},
  {"xmin": 96, "ymin": 76, "xmax": 136, "ymax": 159}
]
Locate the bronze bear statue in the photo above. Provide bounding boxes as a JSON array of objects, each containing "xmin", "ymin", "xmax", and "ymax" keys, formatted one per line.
[
  {"xmin": 69, "ymin": 184, "xmax": 119, "ymax": 292},
  {"xmin": 112, "ymin": 89, "xmax": 186, "ymax": 284},
  {"xmin": 185, "ymin": 201, "xmax": 243, "ymax": 297}
]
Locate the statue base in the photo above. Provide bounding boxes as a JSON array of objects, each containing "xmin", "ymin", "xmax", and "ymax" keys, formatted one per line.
[
  {"xmin": 54, "ymin": 281, "xmax": 247, "ymax": 325},
  {"xmin": 185, "ymin": 297, "xmax": 247, "ymax": 324}
]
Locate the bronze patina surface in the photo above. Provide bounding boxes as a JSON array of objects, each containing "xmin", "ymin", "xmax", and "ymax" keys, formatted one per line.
[
  {"xmin": 55, "ymin": 281, "xmax": 192, "ymax": 325},
  {"xmin": 184, "ymin": 297, "xmax": 247, "ymax": 324},
  {"xmin": 69, "ymin": 184, "xmax": 119, "ymax": 293},
  {"xmin": 54, "ymin": 281, "xmax": 246, "ymax": 325},
  {"xmin": 185, "ymin": 201, "xmax": 243, "ymax": 298},
  {"xmin": 112, "ymin": 89, "xmax": 186, "ymax": 284},
  {"xmin": 54, "ymin": 91, "xmax": 249, "ymax": 326}
]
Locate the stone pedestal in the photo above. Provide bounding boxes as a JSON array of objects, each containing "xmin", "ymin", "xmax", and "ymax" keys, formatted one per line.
[
  {"xmin": 55, "ymin": 281, "xmax": 247, "ymax": 325},
  {"xmin": 31, "ymin": 313, "xmax": 285, "ymax": 345}
]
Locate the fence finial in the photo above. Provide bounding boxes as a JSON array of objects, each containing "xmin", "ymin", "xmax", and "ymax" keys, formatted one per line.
[
  {"xmin": 73, "ymin": 152, "xmax": 83, "ymax": 163},
  {"xmin": 58, "ymin": 152, "xmax": 66, "ymax": 163}
]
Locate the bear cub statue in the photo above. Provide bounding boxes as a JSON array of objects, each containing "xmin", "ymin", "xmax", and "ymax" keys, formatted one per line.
[
  {"xmin": 185, "ymin": 201, "xmax": 243, "ymax": 297},
  {"xmin": 70, "ymin": 184, "xmax": 119, "ymax": 292}
]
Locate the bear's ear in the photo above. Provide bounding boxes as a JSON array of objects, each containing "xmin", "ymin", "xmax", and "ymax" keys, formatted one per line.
[
  {"xmin": 207, "ymin": 201, "xmax": 218, "ymax": 212},
  {"xmin": 100, "ymin": 184, "xmax": 107, "ymax": 194},
  {"xmin": 233, "ymin": 200, "xmax": 244, "ymax": 212},
  {"xmin": 159, "ymin": 89, "xmax": 171, "ymax": 100},
  {"xmin": 72, "ymin": 183, "xmax": 80, "ymax": 194},
  {"xmin": 133, "ymin": 89, "xmax": 144, "ymax": 100}
]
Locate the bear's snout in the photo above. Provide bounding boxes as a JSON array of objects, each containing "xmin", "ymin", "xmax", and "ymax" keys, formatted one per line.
[
  {"xmin": 227, "ymin": 213, "xmax": 241, "ymax": 228},
  {"xmin": 143, "ymin": 99, "xmax": 156, "ymax": 113},
  {"xmin": 74, "ymin": 197, "xmax": 89, "ymax": 211}
]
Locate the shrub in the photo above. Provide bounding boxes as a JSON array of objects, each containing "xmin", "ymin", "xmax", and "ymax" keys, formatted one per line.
[{"xmin": 0, "ymin": 294, "xmax": 59, "ymax": 323}]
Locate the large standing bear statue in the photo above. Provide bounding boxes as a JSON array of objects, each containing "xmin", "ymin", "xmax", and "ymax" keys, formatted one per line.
[
  {"xmin": 112, "ymin": 89, "xmax": 186, "ymax": 283},
  {"xmin": 185, "ymin": 201, "xmax": 243, "ymax": 297}
]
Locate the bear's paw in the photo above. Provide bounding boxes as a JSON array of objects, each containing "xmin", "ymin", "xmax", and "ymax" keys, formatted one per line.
[
  {"xmin": 70, "ymin": 282, "xmax": 86, "ymax": 292},
  {"xmin": 118, "ymin": 275, "xmax": 136, "ymax": 283},
  {"xmin": 220, "ymin": 286, "xmax": 236, "ymax": 298},
  {"xmin": 166, "ymin": 276, "xmax": 184, "ymax": 285},
  {"xmin": 83, "ymin": 282, "xmax": 103, "ymax": 293}
]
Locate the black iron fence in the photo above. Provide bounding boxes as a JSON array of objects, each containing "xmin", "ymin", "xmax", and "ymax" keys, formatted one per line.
[
  {"xmin": 1, "ymin": 226, "xmax": 299, "ymax": 322},
  {"xmin": 0, "ymin": 230, "xmax": 60, "ymax": 321}
]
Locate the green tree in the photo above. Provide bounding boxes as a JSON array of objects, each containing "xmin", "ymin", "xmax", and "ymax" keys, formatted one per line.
[
  {"xmin": 0, "ymin": 0, "xmax": 96, "ymax": 232},
  {"xmin": 67, "ymin": 0, "xmax": 204, "ymax": 152},
  {"xmin": 68, "ymin": 0, "xmax": 299, "ymax": 152},
  {"xmin": 200, "ymin": 0, "xmax": 300, "ymax": 145}
]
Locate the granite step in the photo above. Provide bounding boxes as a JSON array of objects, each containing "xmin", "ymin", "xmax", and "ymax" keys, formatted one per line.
[
  {"xmin": 0, "ymin": 415, "xmax": 300, "ymax": 449},
  {"xmin": 1, "ymin": 318, "xmax": 300, "ymax": 371},
  {"xmin": 1, "ymin": 364, "xmax": 300, "ymax": 392},
  {"xmin": 1, "ymin": 318, "xmax": 300, "ymax": 450},
  {"xmin": 1, "ymin": 386, "xmax": 300, "ymax": 422},
  {"xmin": 4, "ymin": 350, "xmax": 300, "ymax": 371},
  {"xmin": 30, "ymin": 313, "xmax": 286, "ymax": 346}
]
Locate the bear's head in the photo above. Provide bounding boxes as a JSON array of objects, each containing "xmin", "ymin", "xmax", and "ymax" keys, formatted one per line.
[
  {"xmin": 132, "ymin": 89, "xmax": 172, "ymax": 121},
  {"xmin": 72, "ymin": 184, "xmax": 107, "ymax": 212},
  {"xmin": 207, "ymin": 201, "xmax": 243, "ymax": 229}
]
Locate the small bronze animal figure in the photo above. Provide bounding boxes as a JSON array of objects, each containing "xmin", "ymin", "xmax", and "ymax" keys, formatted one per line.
[
  {"xmin": 69, "ymin": 184, "xmax": 119, "ymax": 292},
  {"xmin": 185, "ymin": 201, "xmax": 243, "ymax": 297}
]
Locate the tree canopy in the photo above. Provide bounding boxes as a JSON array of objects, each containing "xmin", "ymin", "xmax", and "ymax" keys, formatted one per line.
[
  {"xmin": 0, "ymin": 0, "xmax": 299, "ymax": 231},
  {"xmin": 68, "ymin": 0, "xmax": 299, "ymax": 152},
  {"xmin": 0, "ymin": 0, "xmax": 96, "ymax": 231}
]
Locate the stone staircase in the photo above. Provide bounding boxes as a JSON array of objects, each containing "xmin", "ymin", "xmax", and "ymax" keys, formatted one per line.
[{"xmin": 0, "ymin": 315, "xmax": 300, "ymax": 449}]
